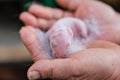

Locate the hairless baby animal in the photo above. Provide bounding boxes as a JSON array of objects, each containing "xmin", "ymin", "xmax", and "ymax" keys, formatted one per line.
[{"xmin": 38, "ymin": 17, "xmax": 102, "ymax": 58}]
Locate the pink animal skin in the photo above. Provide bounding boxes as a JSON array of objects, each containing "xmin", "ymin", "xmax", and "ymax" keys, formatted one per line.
[{"xmin": 38, "ymin": 17, "xmax": 101, "ymax": 58}]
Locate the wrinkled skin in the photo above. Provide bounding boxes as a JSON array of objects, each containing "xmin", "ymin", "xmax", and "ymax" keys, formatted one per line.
[{"xmin": 19, "ymin": 0, "xmax": 120, "ymax": 80}]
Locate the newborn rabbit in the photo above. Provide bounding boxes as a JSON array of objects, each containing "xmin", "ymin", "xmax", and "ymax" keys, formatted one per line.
[{"xmin": 31, "ymin": 17, "xmax": 101, "ymax": 58}]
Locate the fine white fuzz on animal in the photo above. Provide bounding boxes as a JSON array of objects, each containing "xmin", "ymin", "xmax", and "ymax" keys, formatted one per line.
[{"xmin": 37, "ymin": 17, "xmax": 101, "ymax": 58}]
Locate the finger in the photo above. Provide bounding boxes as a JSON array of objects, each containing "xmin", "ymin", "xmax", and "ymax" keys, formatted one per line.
[
  {"xmin": 37, "ymin": 12, "xmax": 73, "ymax": 31},
  {"xmin": 27, "ymin": 58, "xmax": 78, "ymax": 80},
  {"xmin": 20, "ymin": 26, "xmax": 53, "ymax": 61},
  {"xmin": 28, "ymin": 47, "xmax": 120, "ymax": 80},
  {"xmin": 56, "ymin": 0, "xmax": 82, "ymax": 11},
  {"xmin": 19, "ymin": 11, "xmax": 73, "ymax": 31},
  {"xmin": 63, "ymin": 11, "xmax": 74, "ymax": 17},
  {"xmin": 75, "ymin": 1, "xmax": 116, "ymax": 21},
  {"xmin": 19, "ymin": 12, "xmax": 38, "ymax": 27},
  {"xmin": 86, "ymin": 40, "xmax": 120, "ymax": 49},
  {"xmin": 56, "ymin": 0, "xmax": 115, "ymax": 21},
  {"xmin": 37, "ymin": 18, "xmax": 56, "ymax": 31},
  {"xmin": 20, "ymin": 12, "xmax": 56, "ymax": 30},
  {"xmin": 56, "ymin": 0, "xmax": 96, "ymax": 11},
  {"xmin": 28, "ymin": 4, "xmax": 64, "ymax": 19}
]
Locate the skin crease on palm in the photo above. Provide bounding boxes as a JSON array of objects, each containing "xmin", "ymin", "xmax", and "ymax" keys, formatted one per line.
[{"xmin": 19, "ymin": 0, "xmax": 120, "ymax": 80}]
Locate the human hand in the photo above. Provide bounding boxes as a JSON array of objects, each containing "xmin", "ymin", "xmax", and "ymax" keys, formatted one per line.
[
  {"xmin": 19, "ymin": 0, "xmax": 120, "ymax": 80},
  {"xmin": 20, "ymin": 24, "xmax": 120, "ymax": 80},
  {"xmin": 26, "ymin": 40, "xmax": 120, "ymax": 80},
  {"xmin": 20, "ymin": 0, "xmax": 120, "ymax": 44},
  {"xmin": 20, "ymin": 0, "xmax": 120, "ymax": 59}
]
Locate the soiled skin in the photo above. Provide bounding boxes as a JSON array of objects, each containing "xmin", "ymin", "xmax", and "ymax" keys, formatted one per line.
[{"xmin": 20, "ymin": 0, "xmax": 120, "ymax": 80}]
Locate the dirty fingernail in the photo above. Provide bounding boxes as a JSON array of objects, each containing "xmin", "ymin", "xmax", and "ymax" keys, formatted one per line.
[{"xmin": 28, "ymin": 71, "xmax": 40, "ymax": 80}]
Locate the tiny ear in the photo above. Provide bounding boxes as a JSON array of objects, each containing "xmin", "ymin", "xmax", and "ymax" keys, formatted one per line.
[{"xmin": 74, "ymin": 18, "xmax": 88, "ymax": 38}]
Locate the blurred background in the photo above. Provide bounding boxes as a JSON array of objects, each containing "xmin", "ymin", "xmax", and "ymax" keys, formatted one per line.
[{"xmin": 0, "ymin": 0, "xmax": 119, "ymax": 80}]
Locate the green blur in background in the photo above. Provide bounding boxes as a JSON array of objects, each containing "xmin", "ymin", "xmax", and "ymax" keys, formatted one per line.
[
  {"xmin": 0, "ymin": 0, "xmax": 120, "ymax": 11},
  {"xmin": 0, "ymin": 0, "xmax": 59, "ymax": 11},
  {"xmin": 19, "ymin": 0, "xmax": 59, "ymax": 10}
]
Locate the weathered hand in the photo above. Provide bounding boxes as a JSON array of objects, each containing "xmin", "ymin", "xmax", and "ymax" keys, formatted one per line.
[
  {"xmin": 20, "ymin": 0, "xmax": 120, "ymax": 43},
  {"xmin": 20, "ymin": 0, "xmax": 120, "ymax": 59},
  {"xmin": 19, "ymin": 0, "xmax": 120, "ymax": 80},
  {"xmin": 27, "ymin": 40, "xmax": 120, "ymax": 80},
  {"xmin": 20, "ymin": 26, "xmax": 120, "ymax": 80}
]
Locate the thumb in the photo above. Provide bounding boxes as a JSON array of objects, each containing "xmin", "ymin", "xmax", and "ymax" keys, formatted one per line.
[
  {"xmin": 27, "ymin": 58, "xmax": 79, "ymax": 80},
  {"xmin": 56, "ymin": 0, "xmax": 82, "ymax": 11}
]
